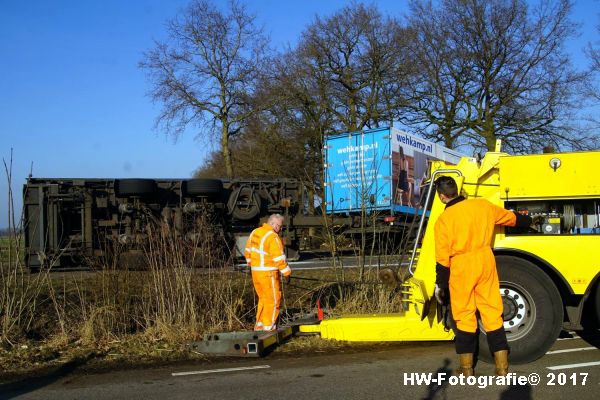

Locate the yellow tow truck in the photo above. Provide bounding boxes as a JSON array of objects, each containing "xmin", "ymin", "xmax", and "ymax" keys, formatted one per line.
[{"xmin": 302, "ymin": 145, "xmax": 600, "ymax": 363}]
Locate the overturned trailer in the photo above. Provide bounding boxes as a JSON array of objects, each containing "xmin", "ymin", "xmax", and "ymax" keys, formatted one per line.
[
  {"xmin": 22, "ymin": 177, "xmax": 314, "ymax": 270},
  {"xmin": 22, "ymin": 127, "xmax": 466, "ymax": 271}
]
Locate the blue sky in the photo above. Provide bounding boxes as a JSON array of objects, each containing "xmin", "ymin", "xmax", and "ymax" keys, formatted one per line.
[{"xmin": 1, "ymin": 0, "xmax": 598, "ymax": 228}]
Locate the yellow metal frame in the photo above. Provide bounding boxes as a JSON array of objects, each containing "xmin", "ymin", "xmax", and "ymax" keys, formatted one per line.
[{"xmin": 299, "ymin": 312, "xmax": 454, "ymax": 341}]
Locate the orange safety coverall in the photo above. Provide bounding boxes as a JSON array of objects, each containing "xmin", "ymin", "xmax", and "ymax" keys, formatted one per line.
[
  {"xmin": 435, "ymin": 198, "xmax": 517, "ymax": 333},
  {"xmin": 244, "ymin": 223, "xmax": 291, "ymax": 331}
]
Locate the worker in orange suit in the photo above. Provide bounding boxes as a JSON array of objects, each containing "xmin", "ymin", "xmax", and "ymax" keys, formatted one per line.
[
  {"xmin": 244, "ymin": 214, "xmax": 292, "ymax": 332},
  {"xmin": 433, "ymin": 176, "xmax": 531, "ymax": 377}
]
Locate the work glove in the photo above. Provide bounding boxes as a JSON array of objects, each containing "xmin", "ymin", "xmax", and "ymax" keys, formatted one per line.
[
  {"xmin": 513, "ymin": 212, "xmax": 533, "ymax": 228},
  {"xmin": 434, "ymin": 284, "xmax": 449, "ymax": 305},
  {"xmin": 435, "ymin": 263, "xmax": 450, "ymax": 304},
  {"xmin": 283, "ymin": 275, "xmax": 291, "ymax": 285}
]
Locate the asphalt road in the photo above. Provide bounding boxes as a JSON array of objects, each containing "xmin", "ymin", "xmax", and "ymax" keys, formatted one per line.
[{"xmin": 2, "ymin": 330, "xmax": 599, "ymax": 400}]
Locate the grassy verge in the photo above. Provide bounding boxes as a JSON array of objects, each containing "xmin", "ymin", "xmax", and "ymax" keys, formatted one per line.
[{"xmin": 0, "ymin": 263, "xmax": 403, "ymax": 379}]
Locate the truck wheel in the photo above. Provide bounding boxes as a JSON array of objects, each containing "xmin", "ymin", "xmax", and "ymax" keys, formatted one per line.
[
  {"xmin": 229, "ymin": 187, "xmax": 261, "ymax": 220},
  {"xmin": 478, "ymin": 255, "xmax": 563, "ymax": 364},
  {"xmin": 582, "ymin": 280, "xmax": 600, "ymax": 330},
  {"xmin": 115, "ymin": 179, "xmax": 156, "ymax": 197},
  {"xmin": 185, "ymin": 179, "xmax": 223, "ymax": 196}
]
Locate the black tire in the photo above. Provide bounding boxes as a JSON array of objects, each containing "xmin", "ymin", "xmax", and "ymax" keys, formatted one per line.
[
  {"xmin": 582, "ymin": 280, "xmax": 600, "ymax": 330},
  {"xmin": 478, "ymin": 255, "xmax": 563, "ymax": 364},
  {"xmin": 115, "ymin": 179, "xmax": 156, "ymax": 197},
  {"xmin": 228, "ymin": 187, "xmax": 261, "ymax": 220},
  {"xmin": 185, "ymin": 178, "xmax": 223, "ymax": 196}
]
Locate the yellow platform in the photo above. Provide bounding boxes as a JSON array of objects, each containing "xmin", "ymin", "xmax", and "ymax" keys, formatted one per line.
[{"xmin": 299, "ymin": 312, "xmax": 454, "ymax": 342}]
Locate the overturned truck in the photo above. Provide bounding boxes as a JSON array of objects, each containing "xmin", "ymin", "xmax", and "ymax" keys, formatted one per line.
[{"xmin": 22, "ymin": 178, "xmax": 315, "ymax": 270}]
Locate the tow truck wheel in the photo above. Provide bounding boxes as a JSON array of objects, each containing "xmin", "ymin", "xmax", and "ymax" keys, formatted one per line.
[
  {"xmin": 582, "ymin": 280, "xmax": 600, "ymax": 330},
  {"xmin": 478, "ymin": 255, "xmax": 563, "ymax": 364}
]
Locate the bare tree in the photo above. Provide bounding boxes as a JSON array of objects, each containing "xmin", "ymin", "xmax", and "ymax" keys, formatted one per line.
[
  {"xmin": 297, "ymin": 3, "xmax": 411, "ymax": 133},
  {"xmin": 236, "ymin": 4, "xmax": 414, "ymax": 206},
  {"xmin": 580, "ymin": 11, "xmax": 600, "ymax": 138},
  {"xmin": 405, "ymin": 0, "xmax": 592, "ymax": 153},
  {"xmin": 265, "ymin": 49, "xmax": 334, "ymax": 205},
  {"xmin": 196, "ymin": 4, "xmax": 412, "ymax": 201},
  {"xmin": 195, "ymin": 119, "xmax": 304, "ymax": 180},
  {"xmin": 193, "ymin": 55, "xmax": 323, "ymax": 182},
  {"xmin": 140, "ymin": 0, "xmax": 269, "ymax": 178},
  {"xmin": 401, "ymin": 1, "xmax": 472, "ymax": 148},
  {"xmin": 585, "ymin": 12, "xmax": 600, "ymax": 107}
]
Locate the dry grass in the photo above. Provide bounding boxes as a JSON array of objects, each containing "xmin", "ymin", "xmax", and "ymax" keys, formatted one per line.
[
  {"xmin": 277, "ymin": 335, "xmax": 349, "ymax": 353},
  {"xmin": 1, "ymin": 153, "xmax": 49, "ymax": 347},
  {"xmin": 0, "ymin": 262, "xmax": 406, "ymax": 376}
]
